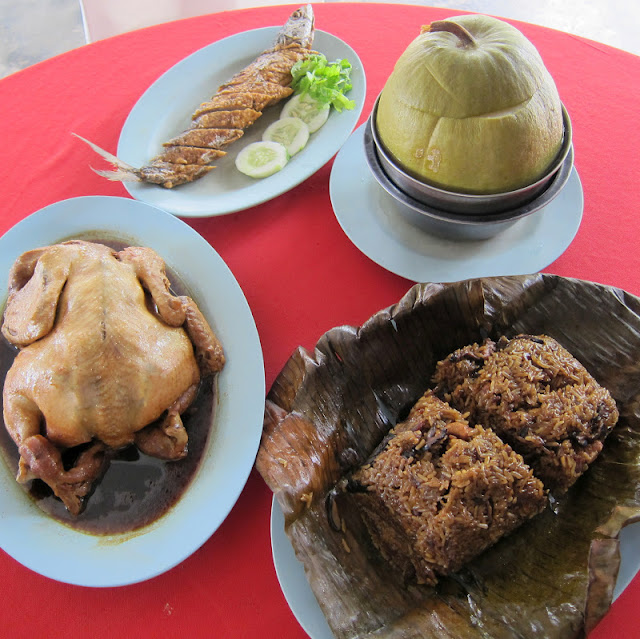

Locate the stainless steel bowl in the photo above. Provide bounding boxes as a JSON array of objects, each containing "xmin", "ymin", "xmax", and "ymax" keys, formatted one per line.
[
  {"xmin": 364, "ymin": 118, "xmax": 575, "ymax": 241},
  {"xmin": 369, "ymin": 95, "xmax": 573, "ymax": 216}
]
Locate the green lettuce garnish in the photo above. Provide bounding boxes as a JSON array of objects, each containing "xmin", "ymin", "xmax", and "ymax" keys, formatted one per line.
[{"xmin": 290, "ymin": 54, "xmax": 355, "ymax": 112}]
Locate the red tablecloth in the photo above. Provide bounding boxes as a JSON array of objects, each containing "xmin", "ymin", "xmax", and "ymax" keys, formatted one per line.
[{"xmin": 1, "ymin": 3, "xmax": 639, "ymax": 637}]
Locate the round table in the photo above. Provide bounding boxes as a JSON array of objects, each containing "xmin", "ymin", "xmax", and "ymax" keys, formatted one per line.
[{"xmin": 1, "ymin": 3, "xmax": 639, "ymax": 637}]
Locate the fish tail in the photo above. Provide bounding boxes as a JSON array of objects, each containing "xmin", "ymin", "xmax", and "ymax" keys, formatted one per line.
[
  {"xmin": 90, "ymin": 167, "xmax": 142, "ymax": 183},
  {"xmin": 73, "ymin": 133, "xmax": 142, "ymax": 182}
]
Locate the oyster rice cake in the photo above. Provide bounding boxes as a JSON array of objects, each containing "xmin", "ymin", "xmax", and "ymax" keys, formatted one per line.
[
  {"xmin": 341, "ymin": 391, "xmax": 546, "ymax": 586},
  {"xmin": 432, "ymin": 334, "xmax": 620, "ymax": 494}
]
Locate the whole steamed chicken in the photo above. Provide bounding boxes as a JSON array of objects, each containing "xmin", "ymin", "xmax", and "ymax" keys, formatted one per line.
[{"xmin": 1, "ymin": 240, "xmax": 225, "ymax": 515}]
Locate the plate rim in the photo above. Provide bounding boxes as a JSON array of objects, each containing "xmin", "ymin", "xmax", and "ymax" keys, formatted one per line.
[
  {"xmin": 330, "ymin": 124, "xmax": 584, "ymax": 283},
  {"xmin": 0, "ymin": 195, "xmax": 265, "ymax": 587},
  {"xmin": 270, "ymin": 496, "xmax": 334, "ymax": 639}
]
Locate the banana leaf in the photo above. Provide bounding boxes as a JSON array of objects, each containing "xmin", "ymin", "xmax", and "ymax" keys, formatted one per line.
[{"xmin": 256, "ymin": 274, "xmax": 640, "ymax": 638}]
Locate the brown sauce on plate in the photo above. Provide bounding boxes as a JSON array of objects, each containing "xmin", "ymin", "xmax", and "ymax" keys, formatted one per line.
[{"xmin": 0, "ymin": 239, "xmax": 217, "ymax": 535}]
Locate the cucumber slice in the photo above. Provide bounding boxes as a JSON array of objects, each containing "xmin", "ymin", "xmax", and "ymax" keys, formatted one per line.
[
  {"xmin": 281, "ymin": 94, "xmax": 330, "ymax": 133},
  {"xmin": 263, "ymin": 117, "xmax": 309, "ymax": 156},
  {"xmin": 235, "ymin": 141, "xmax": 289, "ymax": 178}
]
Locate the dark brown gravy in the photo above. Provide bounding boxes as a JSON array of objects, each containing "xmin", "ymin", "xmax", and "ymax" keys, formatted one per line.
[{"xmin": 0, "ymin": 240, "xmax": 217, "ymax": 535}]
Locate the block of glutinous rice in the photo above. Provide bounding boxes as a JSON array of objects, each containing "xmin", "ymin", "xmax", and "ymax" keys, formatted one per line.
[
  {"xmin": 433, "ymin": 334, "xmax": 619, "ymax": 494},
  {"xmin": 346, "ymin": 391, "xmax": 546, "ymax": 585}
]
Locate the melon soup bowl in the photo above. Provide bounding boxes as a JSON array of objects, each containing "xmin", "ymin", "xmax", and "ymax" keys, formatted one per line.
[{"xmin": 364, "ymin": 95, "xmax": 574, "ymax": 242}]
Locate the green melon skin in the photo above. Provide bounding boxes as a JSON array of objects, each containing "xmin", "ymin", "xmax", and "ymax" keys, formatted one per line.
[{"xmin": 376, "ymin": 14, "xmax": 564, "ymax": 194}]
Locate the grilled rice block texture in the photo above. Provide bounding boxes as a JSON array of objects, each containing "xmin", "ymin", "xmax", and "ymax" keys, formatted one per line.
[
  {"xmin": 433, "ymin": 335, "xmax": 619, "ymax": 494},
  {"xmin": 348, "ymin": 392, "xmax": 547, "ymax": 586}
]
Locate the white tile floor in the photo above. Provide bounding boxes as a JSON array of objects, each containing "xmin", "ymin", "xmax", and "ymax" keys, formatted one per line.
[
  {"xmin": 364, "ymin": 0, "xmax": 640, "ymax": 56},
  {"xmin": 1, "ymin": 0, "xmax": 639, "ymax": 78},
  {"xmin": 0, "ymin": 0, "xmax": 84, "ymax": 77}
]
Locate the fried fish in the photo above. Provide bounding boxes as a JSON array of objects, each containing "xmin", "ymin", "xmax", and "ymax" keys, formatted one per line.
[{"xmin": 76, "ymin": 4, "xmax": 315, "ymax": 188}]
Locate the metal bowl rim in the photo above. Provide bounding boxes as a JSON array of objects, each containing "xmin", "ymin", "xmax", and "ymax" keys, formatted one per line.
[
  {"xmin": 370, "ymin": 94, "xmax": 573, "ymax": 202},
  {"xmin": 364, "ymin": 118, "xmax": 575, "ymax": 227}
]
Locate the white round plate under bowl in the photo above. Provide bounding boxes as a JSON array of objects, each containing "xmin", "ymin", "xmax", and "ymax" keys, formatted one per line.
[
  {"xmin": 330, "ymin": 125, "xmax": 583, "ymax": 283},
  {"xmin": 118, "ymin": 28, "xmax": 365, "ymax": 218},
  {"xmin": 0, "ymin": 196, "xmax": 265, "ymax": 587},
  {"xmin": 271, "ymin": 497, "xmax": 640, "ymax": 639}
]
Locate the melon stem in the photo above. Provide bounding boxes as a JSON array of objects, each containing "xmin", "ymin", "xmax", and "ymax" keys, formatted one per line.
[{"xmin": 427, "ymin": 20, "xmax": 476, "ymax": 48}]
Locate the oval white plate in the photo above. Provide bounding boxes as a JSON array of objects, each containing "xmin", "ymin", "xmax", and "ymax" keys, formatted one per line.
[
  {"xmin": 118, "ymin": 28, "xmax": 365, "ymax": 218},
  {"xmin": 271, "ymin": 497, "xmax": 640, "ymax": 638},
  {"xmin": 330, "ymin": 125, "xmax": 583, "ymax": 283},
  {"xmin": 0, "ymin": 196, "xmax": 265, "ymax": 587}
]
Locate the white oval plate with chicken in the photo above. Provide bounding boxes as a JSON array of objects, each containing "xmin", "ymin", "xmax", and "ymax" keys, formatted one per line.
[
  {"xmin": 116, "ymin": 28, "xmax": 365, "ymax": 218},
  {"xmin": 0, "ymin": 195, "xmax": 265, "ymax": 587}
]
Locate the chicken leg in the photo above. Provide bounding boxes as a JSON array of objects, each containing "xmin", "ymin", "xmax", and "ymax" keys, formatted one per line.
[
  {"xmin": 18, "ymin": 436, "xmax": 108, "ymax": 515},
  {"xmin": 134, "ymin": 383, "xmax": 199, "ymax": 460}
]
